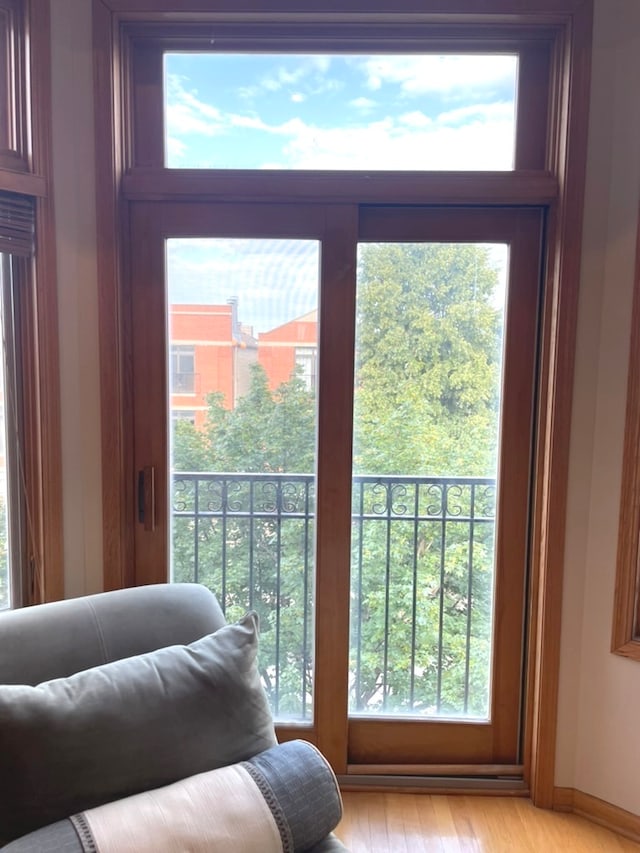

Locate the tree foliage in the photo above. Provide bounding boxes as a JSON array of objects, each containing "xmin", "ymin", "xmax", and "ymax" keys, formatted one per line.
[
  {"xmin": 354, "ymin": 243, "xmax": 502, "ymax": 477},
  {"xmin": 172, "ymin": 243, "xmax": 503, "ymax": 720}
]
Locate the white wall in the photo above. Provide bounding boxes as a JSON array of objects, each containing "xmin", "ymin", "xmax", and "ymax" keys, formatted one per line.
[
  {"xmin": 556, "ymin": 0, "xmax": 640, "ymax": 811},
  {"xmin": 48, "ymin": 0, "xmax": 640, "ymax": 813},
  {"xmin": 50, "ymin": 0, "xmax": 103, "ymax": 597}
]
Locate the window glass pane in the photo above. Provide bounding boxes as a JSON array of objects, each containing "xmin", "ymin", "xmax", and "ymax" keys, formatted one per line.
[
  {"xmin": 164, "ymin": 53, "xmax": 517, "ymax": 171},
  {"xmin": 349, "ymin": 242, "xmax": 508, "ymax": 719},
  {"xmin": 0, "ymin": 9, "xmax": 10, "ymax": 154},
  {"xmin": 167, "ymin": 238, "xmax": 319, "ymax": 722}
]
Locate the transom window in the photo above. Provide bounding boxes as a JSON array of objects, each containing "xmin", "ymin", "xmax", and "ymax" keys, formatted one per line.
[{"xmin": 164, "ymin": 53, "xmax": 518, "ymax": 171}]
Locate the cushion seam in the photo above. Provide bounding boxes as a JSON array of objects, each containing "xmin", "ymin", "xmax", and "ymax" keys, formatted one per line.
[
  {"xmin": 242, "ymin": 760, "xmax": 294, "ymax": 853},
  {"xmin": 84, "ymin": 599, "xmax": 110, "ymax": 663},
  {"xmin": 70, "ymin": 813, "xmax": 98, "ymax": 853}
]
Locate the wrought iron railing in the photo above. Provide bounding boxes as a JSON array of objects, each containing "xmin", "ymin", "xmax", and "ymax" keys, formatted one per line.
[{"xmin": 172, "ymin": 472, "xmax": 496, "ymax": 722}]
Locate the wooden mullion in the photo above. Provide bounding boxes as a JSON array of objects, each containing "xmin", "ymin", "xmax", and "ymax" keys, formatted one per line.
[
  {"xmin": 313, "ymin": 204, "xmax": 358, "ymax": 774},
  {"xmin": 122, "ymin": 169, "xmax": 559, "ymax": 206}
]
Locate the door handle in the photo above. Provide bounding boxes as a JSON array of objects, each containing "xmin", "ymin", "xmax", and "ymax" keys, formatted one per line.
[{"xmin": 137, "ymin": 466, "xmax": 156, "ymax": 531}]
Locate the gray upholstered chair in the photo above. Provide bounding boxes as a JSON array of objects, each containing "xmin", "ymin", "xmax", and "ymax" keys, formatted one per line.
[{"xmin": 0, "ymin": 583, "xmax": 347, "ymax": 852}]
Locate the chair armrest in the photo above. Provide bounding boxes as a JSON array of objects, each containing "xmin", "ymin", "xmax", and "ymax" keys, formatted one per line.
[{"xmin": 308, "ymin": 832, "xmax": 350, "ymax": 852}]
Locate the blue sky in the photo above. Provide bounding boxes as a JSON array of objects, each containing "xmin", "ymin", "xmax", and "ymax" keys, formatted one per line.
[{"xmin": 164, "ymin": 53, "xmax": 517, "ymax": 170}]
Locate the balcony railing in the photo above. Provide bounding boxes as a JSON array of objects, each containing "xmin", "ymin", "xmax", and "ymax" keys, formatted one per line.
[{"xmin": 172, "ymin": 472, "xmax": 496, "ymax": 722}]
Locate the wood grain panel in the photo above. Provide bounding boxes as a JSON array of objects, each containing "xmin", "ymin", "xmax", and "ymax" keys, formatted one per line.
[
  {"xmin": 122, "ymin": 170, "xmax": 559, "ymax": 206},
  {"xmin": 313, "ymin": 204, "xmax": 358, "ymax": 773},
  {"xmin": 612, "ymin": 201, "xmax": 640, "ymax": 660}
]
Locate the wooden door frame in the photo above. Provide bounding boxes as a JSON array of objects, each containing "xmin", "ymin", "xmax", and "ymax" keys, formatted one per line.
[{"xmin": 92, "ymin": 0, "xmax": 593, "ymax": 807}]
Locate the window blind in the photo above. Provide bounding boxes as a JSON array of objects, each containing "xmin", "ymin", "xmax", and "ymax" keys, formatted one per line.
[{"xmin": 0, "ymin": 191, "xmax": 34, "ymax": 256}]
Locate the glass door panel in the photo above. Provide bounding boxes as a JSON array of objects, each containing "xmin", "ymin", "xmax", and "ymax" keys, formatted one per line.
[
  {"xmin": 347, "ymin": 208, "xmax": 542, "ymax": 766},
  {"xmin": 167, "ymin": 237, "xmax": 320, "ymax": 722},
  {"xmin": 350, "ymin": 242, "xmax": 508, "ymax": 720},
  {"xmin": 130, "ymin": 202, "xmax": 542, "ymax": 771}
]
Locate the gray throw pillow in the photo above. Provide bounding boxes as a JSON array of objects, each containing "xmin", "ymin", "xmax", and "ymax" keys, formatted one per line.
[{"xmin": 0, "ymin": 611, "xmax": 276, "ymax": 846}]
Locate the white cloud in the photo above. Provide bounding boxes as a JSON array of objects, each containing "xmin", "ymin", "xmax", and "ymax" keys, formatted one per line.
[
  {"xmin": 309, "ymin": 55, "xmax": 331, "ymax": 74},
  {"xmin": 398, "ymin": 110, "xmax": 433, "ymax": 128},
  {"xmin": 165, "ymin": 71, "xmax": 516, "ymax": 171},
  {"xmin": 276, "ymin": 111, "xmax": 514, "ymax": 170},
  {"xmin": 261, "ymin": 65, "xmax": 307, "ymax": 92},
  {"xmin": 350, "ymin": 96, "xmax": 377, "ymax": 111},
  {"xmin": 291, "ymin": 92, "xmax": 305, "ymax": 103},
  {"xmin": 166, "ymin": 136, "xmax": 187, "ymax": 161},
  {"xmin": 437, "ymin": 101, "xmax": 514, "ymax": 126},
  {"xmin": 358, "ymin": 55, "xmax": 517, "ymax": 97},
  {"xmin": 228, "ymin": 114, "xmax": 269, "ymax": 130}
]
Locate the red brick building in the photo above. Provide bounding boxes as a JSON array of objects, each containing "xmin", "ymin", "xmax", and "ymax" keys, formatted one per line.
[
  {"xmin": 169, "ymin": 302, "xmax": 317, "ymax": 429},
  {"xmin": 258, "ymin": 309, "xmax": 318, "ymax": 392}
]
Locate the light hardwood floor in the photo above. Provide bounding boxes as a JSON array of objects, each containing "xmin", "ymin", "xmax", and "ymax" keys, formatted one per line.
[{"xmin": 335, "ymin": 793, "xmax": 640, "ymax": 852}]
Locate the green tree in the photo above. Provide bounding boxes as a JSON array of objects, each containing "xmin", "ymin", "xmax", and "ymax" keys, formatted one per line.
[
  {"xmin": 354, "ymin": 242, "xmax": 502, "ymax": 477},
  {"xmin": 172, "ymin": 363, "xmax": 317, "ymax": 718},
  {"xmin": 349, "ymin": 243, "xmax": 502, "ymax": 714}
]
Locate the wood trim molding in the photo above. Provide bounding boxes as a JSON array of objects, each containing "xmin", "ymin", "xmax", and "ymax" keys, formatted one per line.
[
  {"xmin": 611, "ymin": 201, "xmax": 640, "ymax": 661},
  {"xmin": 526, "ymin": 1, "xmax": 593, "ymax": 809},
  {"xmin": 553, "ymin": 788, "xmax": 640, "ymax": 845},
  {"xmin": 24, "ymin": 0, "xmax": 63, "ymax": 603},
  {"xmin": 93, "ymin": 0, "xmax": 135, "ymax": 590},
  {"xmin": 122, "ymin": 170, "xmax": 559, "ymax": 206},
  {"xmin": 96, "ymin": 0, "xmax": 587, "ymax": 18},
  {"xmin": 0, "ymin": 168, "xmax": 46, "ymax": 196}
]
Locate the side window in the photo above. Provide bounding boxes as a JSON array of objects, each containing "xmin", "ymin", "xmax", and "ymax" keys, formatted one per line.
[{"xmin": 0, "ymin": 1, "xmax": 62, "ymax": 607}]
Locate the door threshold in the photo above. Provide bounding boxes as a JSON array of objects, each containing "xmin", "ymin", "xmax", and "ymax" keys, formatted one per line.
[{"xmin": 338, "ymin": 774, "xmax": 529, "ymax": 796}]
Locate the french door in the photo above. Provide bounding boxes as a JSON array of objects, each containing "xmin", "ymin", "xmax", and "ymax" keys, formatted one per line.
[{"xmin": 129, "ymin": 201, "xmax": 542, "ymax": 775}]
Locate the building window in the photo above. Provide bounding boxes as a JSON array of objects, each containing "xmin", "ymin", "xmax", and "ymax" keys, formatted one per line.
[
  {"xmin": 0, "ymin": 1, "xmax": 62, "ymax": 607},
  {"xmin": 171, "ymin": 409, "xmax": 196, "ymax": 427},
  {"xmin": 295, "ymin": 346, "xmax": 317, "ymax": 392},
  {"xmin": 170, "ymin": 345, "xmax": 195, "ymax": 394}
]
